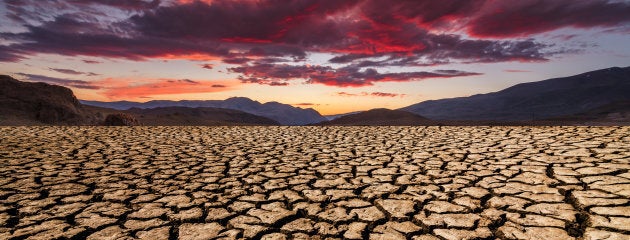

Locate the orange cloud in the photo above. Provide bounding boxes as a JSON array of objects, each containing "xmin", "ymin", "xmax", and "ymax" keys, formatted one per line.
[
  {"xmin": 336, "ymin": 91, "xmax": 406, "ymax": 98},
  {"xmin": 98, "ymin": 78, "xmax": 236, "ymax": 99},
  {"xmin": 157, "ymin": 53, "xmax": 222, "ymax": 61}
]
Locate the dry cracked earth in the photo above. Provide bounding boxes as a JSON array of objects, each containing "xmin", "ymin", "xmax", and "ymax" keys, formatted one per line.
[{"xmin": 0, "ymin": 126, "xmax": 629, "ymax": 240}]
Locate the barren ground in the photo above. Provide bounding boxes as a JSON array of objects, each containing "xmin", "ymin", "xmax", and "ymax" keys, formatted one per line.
[{"xmin": 1, "ymin": 126, "xmax": 629, "ymax": 240}]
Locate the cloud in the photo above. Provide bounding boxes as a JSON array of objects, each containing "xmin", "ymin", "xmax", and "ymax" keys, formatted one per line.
[
  {"xmin": 130, "ymin": 0, "xmax": 357, "ymax": 42},
  {"xmin": 336, "ymin": 91, "xmax": 406, "ymax": 97},
  {"xmin": 14, "ymin": 72, "xmax": 234, "ymax": 99},
  {"xmin": 468, "ymin": 0, "xmax": 630, "ymax": 38},
  {"xmin": 0, "ymin": 15, "xmax": 232, "ymax": 61},
  {"xmin": 292, "ymin": 103, "xmax": 318, "ymax": 106},
  {"xmin": 166, "ymin": 79, "xmax": 198, "ymax": 84},
  {"xmin": 2, "ymin": 0, "xmax": 625, "ymax": 91},
  {"xmin": 504, "ymin": 69, "xmax": 531, "ymax": 73},
  {"xmin": 0, "ymin": 0, "xmax": 575, "ymax": 65},
  {"xmin": 230, "ymin": 63, "xmax": 481, "ymax": 87},
  {"xmin": 0, "ymin": 45, "xmax": 25, "ymax": 62},
  {"xmin": 327, "ymin": 35, "xmax": 554, "ymax": 67},
  {"xmin": 16, "ymin": 73, "xmax": 100, "ymax": 89},
  {"xmin": 66, "ymin": 0, "xmax": 161, "ymax": 10},
  {"xmin": 370, "ymin": 92, "xmax": 405, "ymax": 97},
  {"xmin": 49, "ymin": 68, "xmax": 100, "ymax": 76},
  {"xmin": 222, "ymin": 57, "xmax": 252, "ymax": 64},
  {"xmin": 101, "ymin": 78, "xmax": 235, "ymax": 98},
  {"xmin": 82, "ymin": 60, "xmax": 102, "ymax": 64}
]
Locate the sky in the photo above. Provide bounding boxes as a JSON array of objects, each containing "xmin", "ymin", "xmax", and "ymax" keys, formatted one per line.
[{"xmin": 0, "ymin": 0, "xmax": 629, "ymax": 115}]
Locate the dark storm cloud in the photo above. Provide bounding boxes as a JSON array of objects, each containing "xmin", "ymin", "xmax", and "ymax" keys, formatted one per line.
[
  {"xmin": 468, "ymin": 0, "xmax": 630, "ymax": 37},
  {"xmin": 66, "ymin": 0, "xmax": 161, "ymax": 10},
  {"xmin": 0, "ymin": 16, "xmax": 231, "ymax": 61},
  {"xmin": 229, "ymin": 63, "xmax": 481, "ymax": 87},
  {"xmin": 130, "ymin": 0, "xmax": 357, "ymax": 41},
  {"xmin": 1, "ymin": 0, "xmax": 628, "ymax": 82}
]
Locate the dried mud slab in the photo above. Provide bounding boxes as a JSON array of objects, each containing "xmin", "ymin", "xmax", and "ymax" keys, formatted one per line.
[{"xmin": 0, "ymin": 126, "xmax": 629, "ymax": 239}]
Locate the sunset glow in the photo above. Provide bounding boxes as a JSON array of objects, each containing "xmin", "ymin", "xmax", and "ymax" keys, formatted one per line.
[{"xmin": 1, "ymin": 0, "xmax": 629, "ymax": 114}]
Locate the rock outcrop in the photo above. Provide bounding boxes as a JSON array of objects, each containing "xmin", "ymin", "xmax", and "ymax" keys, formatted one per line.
[
  {"xmin": 104, "ymin": 113, "xmax": 140, "ymax": 126},
  {"xmin": 0, "ymin": 75, "xmax": 87, "ymax": 124}
]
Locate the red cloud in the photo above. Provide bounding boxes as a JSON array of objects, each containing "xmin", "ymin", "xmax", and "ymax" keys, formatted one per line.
[
  {"xmin": 370, "ymin": 92, "xmax": 405, "ymax": 97},
  {"xmin": 100, "ymin": 78, "xmax": 235, "ymax": 99},
  {"xmin": 468, "ymin": 0, "xmax": 630, "ymax": 38},
  {"xmin": 2, "ymin": 0, "xmax": 627, "ymax": 74},
  {"xmin": 231, "ymin": 63, "xmax": 481, "ymax": 87},
  {"xmin": 0, "ymin": 0, "xmax": 566, "ymax": 65},
  {"xmin": 13, "ymin": 73, "xmax": 236, "ymax": 98},
  {"xmin": 336, "ymin": 91, "xmax": 406, "ymax": 97}
]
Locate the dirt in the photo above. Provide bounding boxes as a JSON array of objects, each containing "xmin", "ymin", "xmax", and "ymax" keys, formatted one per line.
[{"xmin": 0, "ymin": 126, "xmax": 628, "ymax": 239}]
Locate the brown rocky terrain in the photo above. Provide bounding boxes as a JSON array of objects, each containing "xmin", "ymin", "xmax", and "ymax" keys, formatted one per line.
[
  {"xmin": 1, "ymin": 126, "xmax": 628, "ymax": 239},
  {"xmin": 0, "ymin": 75, "xmax": 101, "ymax": 125},
  {"xmin": 104, "ymin": 113, "xmax": 141, "ymax": 126}
]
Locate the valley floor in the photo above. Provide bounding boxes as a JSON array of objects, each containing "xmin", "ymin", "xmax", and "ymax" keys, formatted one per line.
[{"xmin": 0, "ymin": 126, "xmax": 629, "ymax": 239}]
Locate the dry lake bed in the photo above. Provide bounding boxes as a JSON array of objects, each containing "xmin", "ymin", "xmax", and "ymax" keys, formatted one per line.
[{"xmin": 1, "ymin": 126, "xmax": 629, "ymax": 240}]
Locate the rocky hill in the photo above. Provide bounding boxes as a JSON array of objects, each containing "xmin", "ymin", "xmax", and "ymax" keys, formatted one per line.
[
  {"xmin": 401, "ymin": 67, "xmax": 630, "ymax": 121},
  {"xmin": 318, "ymin": 108, "xmax": 434, "ymax": 126},
  {"xmin": 540, "ymin": 101, "xmax": 630, "ymax": 125},
  {"xmin": 0, "ymin": 75, "xmax": 102, "ymax": 125}
]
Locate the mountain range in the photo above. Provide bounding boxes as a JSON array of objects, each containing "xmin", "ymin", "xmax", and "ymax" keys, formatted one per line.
[
  {"xmin": 318, "ymin": 109, "xmax": 434, "ymax": 126},
  {"xmin": 0, "ymin": 75, "xmax": 280, "ymax": 126},
  {"xmin": 2, "ymin": 66, "xmax": 629, "ymax": 126},
  {"xmin": 126, "ymin": 107, "xmax": 279, "ymax": 126},
  {"xmin": 81, "ymin": 98, "xmax": 326, "ymax": 125},
  {"xmin": 400, "ymin": 66, "xmax": 630, "ymax": 121}
]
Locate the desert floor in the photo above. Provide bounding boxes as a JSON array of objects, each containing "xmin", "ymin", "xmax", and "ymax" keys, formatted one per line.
[{"xmin": 1, "ymin": 126, "xmax": 629, "ymax": 240}]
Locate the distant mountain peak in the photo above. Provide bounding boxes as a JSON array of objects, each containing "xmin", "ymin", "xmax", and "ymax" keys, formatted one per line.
[{"xmin": 82, "ymin": 97, "xmax": 326, "ymax": 125}]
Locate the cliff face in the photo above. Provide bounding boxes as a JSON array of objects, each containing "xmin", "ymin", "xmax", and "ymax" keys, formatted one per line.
[{"xmin": 0, "ymin": 75, "xmax": 99, "ymax": 125}]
